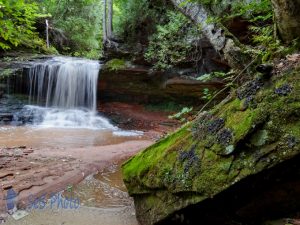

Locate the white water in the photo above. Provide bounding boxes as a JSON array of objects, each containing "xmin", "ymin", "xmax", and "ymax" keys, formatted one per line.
[
  {"xmin": 22, "ymin": 56, "xmax": 142, "ymax": 136},
  {"xmin": 16, "ymin": 105, "xmax": 115, "ymax": 130},
  {"xmin": 28, "ymin": 56, "xmax": 99, "ymax": 110}
]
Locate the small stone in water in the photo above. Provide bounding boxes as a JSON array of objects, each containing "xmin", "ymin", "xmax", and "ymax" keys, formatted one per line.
[{"xmin": 12, "ymin": 210, "xmax": 29, "ymax": 221}]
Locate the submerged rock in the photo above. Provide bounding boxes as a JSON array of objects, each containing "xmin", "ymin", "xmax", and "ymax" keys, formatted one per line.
[{"xmin": 122, "ymin": 62, "xmax": 300, "ymax": 225}]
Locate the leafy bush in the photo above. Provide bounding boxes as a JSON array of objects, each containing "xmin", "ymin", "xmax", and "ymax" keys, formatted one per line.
[
  {"xmin": 168, "ymin": 107, "xmax": 193, "ymax": 122},
  {"xmin": 145, "ymin": 11, "xmax": 199, "ymax": 70},
  {"xmin": 199, "ymin": 0, "xmax": 298, "ymax": 62},
  {"xmin": 0, "ymin": 0, "xmax": 45, "ymax": 50},
  {"xmin": 43, "ymin": 0, "xmax": 103, "ymax": 58},
  {"xmin": 196, "ymin": 71, "xmax": 227, "ymax": 82},
  {"xmin": 114, "ymin": 0, "xmax": 159, "ymax": 43},
  {"xmin": 201, "ymin": 88, "xmax": 217, "ymax": 101},
  {"xmin": 229, "ymin": 0, "xmax": 273, "ymax": 22},
  {"xmin": 105, "ymin": 58, "xmax": 126, "ymax": 71}
]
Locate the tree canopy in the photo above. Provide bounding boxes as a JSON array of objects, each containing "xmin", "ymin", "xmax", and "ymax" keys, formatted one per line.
[
  {"xmin": 0, "ymin": 0, "xmax": 299, "ymax": 63},
  {"xmin": 0, "ymin": 0, "xmax": 43, "ymax": 50}
]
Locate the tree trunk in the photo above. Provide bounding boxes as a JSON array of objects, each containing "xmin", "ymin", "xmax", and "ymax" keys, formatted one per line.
[
  {"xmin": 103, "ymin": 0, "xmax": 107, "ymax": 44},
  {"xmin": 107, "ymin": 0, "xmax": 113, "ymax": 39},
  {"xmin": 271, "ymin": 0, "xmax": 300, "ymax": 43},
  {"xmin": 170, "ymin": 0, "xmax": 251, "ymax": 69}
]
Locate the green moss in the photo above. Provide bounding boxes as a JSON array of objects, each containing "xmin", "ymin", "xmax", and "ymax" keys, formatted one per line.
[
  {"xmin": 226, "ymin": 108, "xmax": 264, "ymax": 141},
  {"xmin": 122, "ymin": 64, "xmax": 300, "ymax": 224},
  {"xmin": 192, "ymin": 150, "xmax": 234, "ymax": 195},
  {"xmin": 286, "ymin": 121, "xmax": 300, "ymax": 137},
  {"xmin": 122, "ymin": 124, "xmax": 190, "ymax": 184},
  {"xmin": 105, "ymin": 58, "xmax": 127, "ymax": 71},
  {"xmin": 215, "ymin": 98, "xmax": 241, "ymax": 117}
]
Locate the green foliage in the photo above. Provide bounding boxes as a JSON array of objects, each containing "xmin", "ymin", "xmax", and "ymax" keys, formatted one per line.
[
  {"xmin": 105, "ymin": 58, "xmax": 126, "ymax": 71},
  {"xmin": 42, "ymin": 0, "xmax": 103, "ymax": 58},
  {"xmin": 196, "ymin": 71, "xmax": 227, "ymax": 82},
  {"xmin": 0, "ymin": 0, "xmax": 46, "ymax": 50},
  {"xmin": 224, "ymin": 0, "xmax": 279, "ymax": 62},
  {"xmin": 199, "ymin": 0, "xmax": 298, "ymax": 62},
  {"xmin": 145, "ymin": 11, "xmax": 199, "ymax": 70},
  {"xmin": 202, "ymin": 88, "xmax": 212, "ymax": 100},
  {"xmin": 249, "ymin": 25, "xmax": 279, "ymax": 62},
  {"xmin": 113, "ymin": 0, "xmax": 158, "ymax": 42},
  {"xmin": 229, "ymin": 0, "xmax": 272, "ymax": 22},
  {"xmin": 0, "ymin": 68, "xmax": 14, "ymax": 78},
  {"xmin": 229, "ymin": 0, "xmax": 298, "ymax": 61},
  {"xmin": 249, "ymin": 25, "xmax": 299, "ymax": 62},
  {"xmin": 73, "ymin": 49, "xmax": 100, "ymax": 59},
  {"xmin": 168, "ymin": 107, "xmax": 193, "ymax": 122}
]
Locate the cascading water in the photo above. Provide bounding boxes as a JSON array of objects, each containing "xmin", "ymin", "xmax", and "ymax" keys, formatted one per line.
[
  {"xmin": 9, "ymin": 56, "xmax": 143, "ymax": 140},
  {"xmin": 15, "ymin": 57, "xmax": 116, "ymax": 130},
  {"xmin": 28, "ymin": 57, "xmax": 99, "ymax": 110}
]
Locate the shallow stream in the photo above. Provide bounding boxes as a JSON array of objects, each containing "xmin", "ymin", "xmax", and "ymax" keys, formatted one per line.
[{"xmin": 0, "ymin": 56, "xmax": 142, "ymax": 224}]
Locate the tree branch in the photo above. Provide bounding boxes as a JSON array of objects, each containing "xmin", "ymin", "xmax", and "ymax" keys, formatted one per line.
[{"xmin": 170, "ymin": 0, "xmax": 252, "ymax": 69}]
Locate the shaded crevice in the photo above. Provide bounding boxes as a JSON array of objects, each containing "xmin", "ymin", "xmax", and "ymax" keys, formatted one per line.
[{"xmin": 157, "ymin": 154, "xmax": 300, "ymax": 225}]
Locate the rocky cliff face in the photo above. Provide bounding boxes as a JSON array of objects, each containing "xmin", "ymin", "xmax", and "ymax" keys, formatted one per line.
[
  {"xmin": 99, "ymin": 65, "xmax": 225, "ymax": 105},
  {"xmin": 122, "ymin": 56, "xmax": 300, "ymax": 225}
]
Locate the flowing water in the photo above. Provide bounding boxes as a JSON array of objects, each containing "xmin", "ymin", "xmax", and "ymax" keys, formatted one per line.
[
  {"xmin": 0, "ymin": 56, "xmax": 143, "ymax": 148},
  {"xmin": 64, "ymin": 164, "xmax": 131, "ymax": 208},
  {"xmin": 25, "ymin": 56, "xmax": 106, "ymax": 129},
  {"xmin": 28, "ymin": 57, "xmax": 99, "ymax": 110},
  {"xmin": 4, "ymin": 164, "xmax": 138, "ymax": 225},
  {"xmin": 0, "ymin": 56, "xmax": 142, "ymax": 224}
]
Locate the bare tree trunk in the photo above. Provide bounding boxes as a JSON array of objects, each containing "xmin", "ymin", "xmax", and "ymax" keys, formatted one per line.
[
  {"xmin": 107, "ymin": 0, "xmax": 113, "ymax": 39},
  {"xmin": 103, "ymin": 0, "xmax": 107, "ymax": 44},
  {"xmin": 271, "ymin": 0, "xmax": 300, "ymax": 43},
  {"xmin": 45, "ymin": 19, "xmax": 50, "ymax": 48},
  {"xmin": 170, "ymin": 0, "xmax": 251, "ymax": 69}
]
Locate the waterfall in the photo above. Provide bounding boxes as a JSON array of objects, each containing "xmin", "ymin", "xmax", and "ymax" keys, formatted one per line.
[
  {"xmin": 28, "ymin": 57, "xmax": 99, "ymax": 111},
  {"xmin": 15, "ymin": 56, "xmax": 116, "ymax": 130},
  {"xmin": 11, "ymin": 56, "xmax": 142, "ymax": 135}
]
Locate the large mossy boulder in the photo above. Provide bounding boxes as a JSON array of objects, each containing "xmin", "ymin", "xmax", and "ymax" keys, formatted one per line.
[{"xmin": 122, "ymin": 59, "xmax": 300, "ymax": 225}]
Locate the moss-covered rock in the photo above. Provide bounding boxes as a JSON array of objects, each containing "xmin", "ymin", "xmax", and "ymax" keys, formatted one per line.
[
  {"xmin": 103, "ymin": 58, "xmax": 127, "ymax": 71},
  {"xmin": 122, "ymin": 61, "xmax": 300, "ymax": 225}
]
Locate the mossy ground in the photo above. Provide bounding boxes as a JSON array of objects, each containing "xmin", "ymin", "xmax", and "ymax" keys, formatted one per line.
[
  {"xmin": 104, "ymin": 58, "xmax": 127, "ymax": 71},
  {"xmin": 122, "ymin": 62, "xmax": 300, "ymax": 225}
]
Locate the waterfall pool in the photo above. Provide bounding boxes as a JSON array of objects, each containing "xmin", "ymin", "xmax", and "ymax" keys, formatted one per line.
[
  {"xmin": 0, "ymin": 56, "xmax": 149, "ymax": 224},
  {"xmin": 0, "ymin": 56, "xmax": 144, "ymax": 148},
  {"xmin": 0, "ymin": 125, "xmax": 144, "ymax": 149},
  {"xmin": 0, "ymin": 97, "xmax": 144, "ymax": 148}
]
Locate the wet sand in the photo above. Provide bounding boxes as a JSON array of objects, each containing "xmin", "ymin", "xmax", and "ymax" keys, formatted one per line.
[
  {"xmin": 0, "ymin": 140, "xmax": 153, "ymax": 215},
  {"xmin": 4, "ymin": 166, "xmax": 139, "ymax": 225},
  {"xmin": 4, "ymin": 205, "xmax": 138, "ymax": 225},
  {"xmin": 0, "ymin": 100, "xmax": 178, "ymax": 224}
]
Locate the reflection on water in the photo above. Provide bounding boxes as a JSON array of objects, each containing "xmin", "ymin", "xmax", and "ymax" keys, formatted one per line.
[
  {"xmin": 63, "ymin": 164, "xmax": 132, "ymax": 208},
  {"xmin": 0, "ymin": 126, "xmax": 144, "ymax": 148},
  {"xmin": 0, "ymin": 57, "xmax": 140, "ymax": 224}
]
